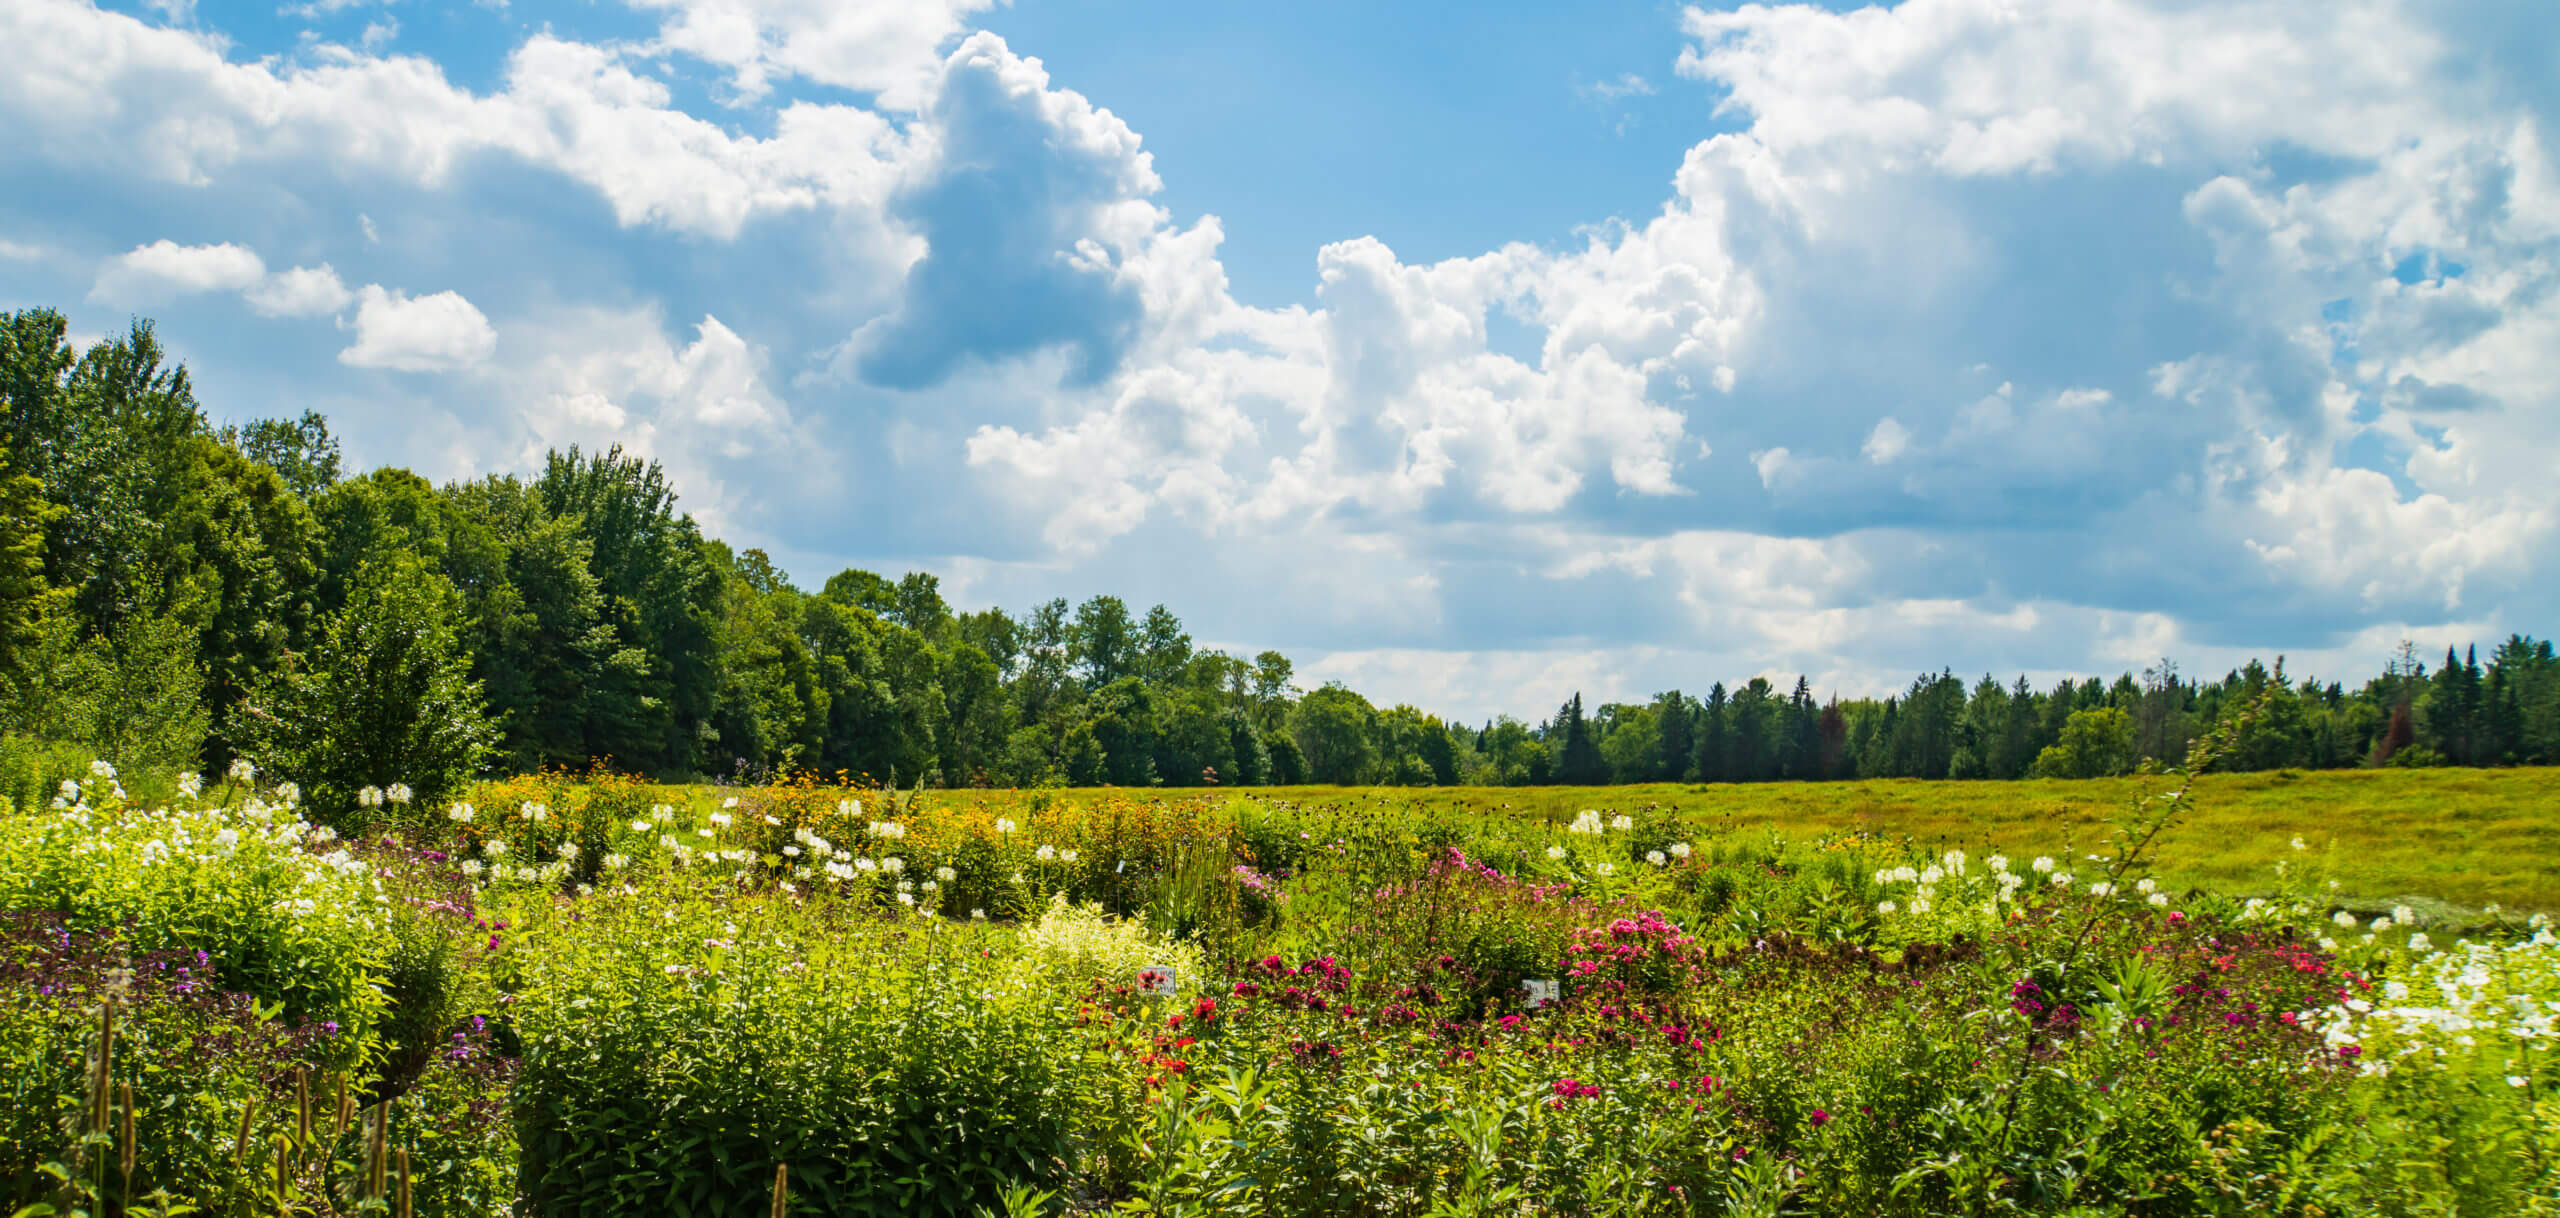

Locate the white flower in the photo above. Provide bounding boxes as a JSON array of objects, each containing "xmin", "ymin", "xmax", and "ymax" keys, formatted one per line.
[
  {"xmin": 386, "ymin": 783, "xmax": 412, "ymax": 805},
  {"xmin": 1568, "ymin": 810, "xmax": 1605, "ymax": 835},
  {"xmin": 448, "ymin": 804, "xmax": 475, "ymax": 823},
  {"xmin": 1546, "ymin": 845, "xmax": 1568, "ymax": 861},
  {"xmin": 2372, "ymin": 917, "xmax": 2395, "ymax": 933},
  {"xmin": 971, "ymin": 908, "xmax": 987, "ymax": 920},
  {"xmin": 2407, "ymin": 932, "xmax": 2433, "ymax": 953},
  {"xmin": 2147, "ymin": 893, "xmax": 2170, "ymax": 907},
  {"xmin": 524, "ymin": 802, "xmax": 548, "ymax": 822},
  {"xmin": 855, "ymin": 857, "xmax": 879, "ymax": 873},
  {"xmin": 485, "ymin": 840, "xmax": 509, "ymax": 858},
  {"xmin": 883, "ymin": 857, "xmax": 906, "ymax": 875},
  {"xmin": 2510, "ymin": 1075, "xmax": 2530, "ymax": 1088},
  {"xmin": 2135, "ymin": 878, "xmax": 2156, "ymax": 895},
  {"xmin": 1942, "ymin": 850, "xmax": 1967, "ymax": 874},
  {"xmin": 709, "ymin": 812, "xmax": 733, "ymax": 828},
  {"xmin": 1594, "ymin": 862, "xmax": 1617, "ymax": 877},
  {"xmin": 1920, "ymin": 865, "xmax": 1945, "ymax": 885},
  {"xmin": 1036, "ymin": 845, "xmax": 1058, "ymax": 862},
  {"xmin": 871, "ymin": 821, "xmax": 907, "ymax": 840},
  {"xmin": 2290, "ymin": 836, "xmax": 2307, "ymax": 851},
  {"xmin": 2031, "ymin": 856, "xmax": 2056, "ymax": 873},
  {"xmin": 723, "ymin": 797, "xmax": 739, "ymax": 809},
  {"xmin": 1986, "ymin": 855, "xmax": 2010, "ymax": 873},
  {"xmin": 558, "ymin": 841, "xmax": 580, "ymax": 859},
  {"xmin": 783, "ymin": 845, "xmax": 802, "ymax": 858},
  {"xmin": 227, "ymin": 759, "xmax": 257, "ymax": 784},
  {"xmin": 1646, "ymin": 850, "xmax": 1667, "ymax": 867},
  {"xmin": 175, "ymin": 772, "xmax": 203, "ymax": 798},
  {"xmin": 1608, "ymin": 814, "xmax": 1634, "ymax": 832},
  {"xmin": 89, "ymin": 759, "xmax": 117, "ymax": 779},
  {"xmin": 1061, "ymin": 849, "xmax": 1079, "ymax": 864},
  {"xmin": 2333, "ymin": 911, "xmax": 2359, "ymax": 928},
  {"xmin": 1877, "ymin": 900, "xmax": 1897, "ymax": 915},
  {"xmin": 2051, "ymin": 872, "xmax": 2073, "ymax": 887},
  {"xmin": 2087, "ymin": 881, "xmax": 2115, "ymax": 898},
  {"xmin": 994, "ymin": 817, "xmax": 1018, "ymax": 834},
  {"xmin": 461, "ymin": 859, "xmax": 484, "ymax": 878},
  {"xmin": 935, "ymin": 866, "xmax": 957, "ymax": 883},
  {"xmin": 896, "ymin": 891, "xmax": 916, "ymax": 906},
  {"xmin": 2393, "ymin": 904, "xmax": 2416, "ymax": 925},
  {"xmin": 1669, "ymin": 842, "xmax": 1691, "ymax": 860},
  {"xmin": 631, "ymin": 819, "xmax": 653, "ymax": 833},
  {"xmin": 1910, "ymin": 897, "xmax": 1932, "ymax": 914},
  {"xmin": 921, "ymin": 880, "xmax": 940, "ymax": 893},
  {"xmin": 274, "ymin": 782, "xmax": 300, "ymax": 805}
]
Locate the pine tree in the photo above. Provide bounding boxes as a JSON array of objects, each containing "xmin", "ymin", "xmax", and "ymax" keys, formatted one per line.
[{"xmin": 1557, "ymin": 693, "xmax": 1605, "ymax": 785}]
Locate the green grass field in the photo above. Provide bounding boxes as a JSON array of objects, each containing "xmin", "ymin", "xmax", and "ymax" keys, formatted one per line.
[
  {"xmin": 1226, "ymin": 768, "xmax": 2560, "ymax": 913},
  {"xmin": 673, "ymin": 766, "xmax": 2555, "ymax": 911}
]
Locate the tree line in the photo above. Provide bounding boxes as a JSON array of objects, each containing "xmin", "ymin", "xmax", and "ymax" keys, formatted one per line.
[{"xmin": 0, "ymin": 309, "xmax": 2551, "ymax": 817}]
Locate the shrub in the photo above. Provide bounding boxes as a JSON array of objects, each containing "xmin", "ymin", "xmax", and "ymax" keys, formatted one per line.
[
  {"xmin": 1017, "ymin": 891, "xmax": 1203, "ymax": 996},
  {"xmin": 0, "ymin": 782, "xmax": 390, "ymax": 1053},
  {"xmin": 231, "ymin": 560, "xmax": 498, "ymax": 832},
  {"xmin": 512, "ymin": 878, "xmax": 1092, "ymax": 1217}
]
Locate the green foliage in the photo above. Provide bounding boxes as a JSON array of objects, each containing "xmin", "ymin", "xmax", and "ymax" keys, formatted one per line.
[
  {"xmin": 2, "ymin": 601, "xmax": 209, "ymax": 786},
  {"xmin": 223, "ymin": 409, "xmax": 342, "ymax": 501},
  {"xmin": 511, "ymin": 878, "xmax": 1090, "ymax": 1217},
  {"xmin": 2031, "ymin": 706, "xmax": 2138, "ymax": 779},
  {"xmin": 0, "ymin": 782, "xmax": 390, "ymax": 1043},
  {"xmin": 233, "ymin": 561, "xmax": 497, "ymax": 828},
  {"xmin": 0, "ymin": 444, "xmax": 54, "ymax": 694}
]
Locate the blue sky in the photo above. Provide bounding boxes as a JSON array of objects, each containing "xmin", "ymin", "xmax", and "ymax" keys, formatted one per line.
[{"xmin": 2, "ymin": 0, "xmax": 2554, "ymax": 722}]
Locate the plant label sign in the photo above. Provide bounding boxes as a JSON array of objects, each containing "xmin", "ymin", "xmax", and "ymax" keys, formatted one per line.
[
  {"xmin": 1138, "ymin": 965, "xmax": 1178, "ymax": 997},
  {"xmin": 1522, "ymin": 979, "xmax": 1557, "ymax": 1007}
]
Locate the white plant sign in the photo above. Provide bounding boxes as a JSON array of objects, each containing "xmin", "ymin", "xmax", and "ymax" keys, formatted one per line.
[
  {"xmin": 1522, "ymin": 978, "xmax": 1558, "ymax": 1007},
  {"xmin": 1138, "ymin": 965, "xmax": 1178, "ymax": 997}
]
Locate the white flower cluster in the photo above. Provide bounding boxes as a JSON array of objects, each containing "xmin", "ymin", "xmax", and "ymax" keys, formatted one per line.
[
  {"xmin": 1567, "ymin": 809, "xmax": 1606, "ymax": 835},
  {"xmin": 2312, "ymin": 928, "xmax": 2560, "ymax": 1082},
  {"xmin": 869, "ymin": 819, "xmax": 907, "ymax": 840},
  {"xmin": 1873, "ymin": 850, "xmax": 2041, "ymax": 923},
  {"xmin": 356, "ymin": 783, "xmax": 411, "ymax": 809}
]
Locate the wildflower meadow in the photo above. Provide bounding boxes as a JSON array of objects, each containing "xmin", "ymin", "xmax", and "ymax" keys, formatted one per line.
[{"xmin": 2, "ymin": 704, "xmax": 2555, "ymax": 1217}]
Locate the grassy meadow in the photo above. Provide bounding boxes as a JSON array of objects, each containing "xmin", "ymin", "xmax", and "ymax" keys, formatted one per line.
[
  {"xmin": 1242, "ymin": 767, "xmax": 2560, "ymax": 912},
  {"xmin": 668, "ymin": 767, "xmax": 2560, "ymax": 912},
  {"xmin": 6, "ymin": 750, "xmax": 2556, "ymax": 1215}
]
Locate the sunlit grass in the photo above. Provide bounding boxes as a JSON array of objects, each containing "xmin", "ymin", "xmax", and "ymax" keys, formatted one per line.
[{"xmin": 641, "ymin": 766, "xmax": 2558, "ymax": 912}]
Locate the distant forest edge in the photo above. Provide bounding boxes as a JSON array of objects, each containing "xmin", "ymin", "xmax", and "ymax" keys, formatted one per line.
[{"xmin": 2, "ymin": 309, "xmax": 2554, "ymax": 821}]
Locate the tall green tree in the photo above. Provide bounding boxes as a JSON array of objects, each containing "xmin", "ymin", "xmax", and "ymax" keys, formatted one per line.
[
  {"xmin": 232, "ymin": 561, "xmax": 497, "ymax": 826},
  {"xmin": 0, "ymin": 442, "xmax": 55, "ymax": 693},
  {"xmin": 1290, "ymin": 684, "xmax": 1376, "ymax": 784},
  {"xmin": 537, "ymin": 446, "xmax": 722, "ymax": 771}
]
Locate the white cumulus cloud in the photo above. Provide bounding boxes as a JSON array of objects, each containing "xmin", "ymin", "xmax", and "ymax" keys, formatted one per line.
[{"xmin": 339, "ymin": 285, "xmax": 496, "ymax": 372}]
